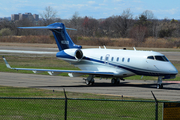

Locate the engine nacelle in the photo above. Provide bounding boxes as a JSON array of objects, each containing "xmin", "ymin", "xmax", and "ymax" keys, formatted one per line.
[
  {"xmin": 56, "ymin": 49, "xmax": 83, "ymax": 62},
  {"xmin": 74, "ymin": 49, "xmax": 83, "ymax": 60}
]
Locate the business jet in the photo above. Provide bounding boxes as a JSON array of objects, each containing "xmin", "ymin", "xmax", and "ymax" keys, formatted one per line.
[{"xmin": 3, "ymin": 23, "xmax": 178, "ymax": 89}]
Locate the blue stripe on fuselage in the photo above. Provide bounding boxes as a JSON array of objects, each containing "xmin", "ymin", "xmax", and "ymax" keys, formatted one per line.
[
  {"xmin": 82, "ymin": 56, "xmax": 173, "ymax": 76},
  {"xmin": 56, "ymin": 54, "xmax": 174, "ymax": 76}
]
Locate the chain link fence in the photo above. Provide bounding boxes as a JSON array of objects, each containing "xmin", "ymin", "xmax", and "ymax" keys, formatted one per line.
[
  {"xmin": 1, "ymin": 97, "xmax": 175, "ymax": 119},
  {"xmin": 67, "ymin": 99, "xmax": 158, "ymax": 119},
  {"xmin": 0, "ymin": 97, "xmax": 65, "ymax": 119}
]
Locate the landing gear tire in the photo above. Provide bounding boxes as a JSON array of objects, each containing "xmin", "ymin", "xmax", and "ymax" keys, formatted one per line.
[
  {"xmin": 111, "ymin": 79, "xmax": 116, "ymax": 85},
  {"xmin": 85, "ymin": 80, "xmax": 90, "ymax": 85},
  {"xmin": 157, "ymin": 76, "xmax": 163, "ymax": 89},
  {"xmin": 111, "ymin": 78, "xmax": 120, "ymax": 85},
  {"xmin": 85, "ymin": 80, "xmax": 94, "ymax": 86},
  {"xmin": 157, "ymin": 84, "xmax": 163, "ymax": 89},
  {"xmin": 84, "ymin": 75, "xmax": 95, "ymax": 86}
]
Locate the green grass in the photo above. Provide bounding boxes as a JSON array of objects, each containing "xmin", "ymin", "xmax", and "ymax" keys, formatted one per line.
[
  {"xmin": 0, "ymin": 86, "xmax": 161, "ymax": 119},
  {"xmin": 0, "ymin": 85, "xmax": 147, "ymax": 100},
  {"xmin": 67, "ymin": 100, "xmax": 158, "ymax": 120}
]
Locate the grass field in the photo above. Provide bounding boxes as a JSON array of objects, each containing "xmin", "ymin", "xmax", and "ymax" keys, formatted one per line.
[{"xmin": 0, "ymin": 86, "xmax": 161, "ymax": 119}]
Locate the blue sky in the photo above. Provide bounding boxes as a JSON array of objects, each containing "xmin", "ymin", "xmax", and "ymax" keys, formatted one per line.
[{"xmin": 0, "ymin": 0, "xmax": 180, "ymax": 19}]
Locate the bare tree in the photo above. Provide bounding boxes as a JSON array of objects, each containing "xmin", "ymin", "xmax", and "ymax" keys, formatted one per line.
[
  {"xmin": 99, "ymin": 17, "xmax": 114, "ymax": 37},
  {"xmin": 113, "ymin": 8, "xmax": 134, "ymax": 37},
  {"xmin": 152, "ymin": 19, "xmax": 159, "ymax": 38},
  {"xmin": 140, "ymin": 10, "xmax": 157, "ymax": 37},
  {"xmin": 70, "ymin": 12, "xmax": 81, "ymax": 28},
  {"xmin": 141, "ymin": 10, "xmax": 154, "ymax": 20},
  {"xmin": 130, "ymin": 25, "xmax": 148, "ymax": 46},
  {"xmin": 40, "ymin": 6, "xmax": 58, "ymax": 25},
  {"xmin": 82, "ymin": 16, "xmax": 99, "ymax": 36}
]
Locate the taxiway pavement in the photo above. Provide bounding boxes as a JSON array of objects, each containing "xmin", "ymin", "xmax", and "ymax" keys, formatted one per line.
[{"xmin": 0, "ymin": 72, "xmax": 180, "ymax": 101}]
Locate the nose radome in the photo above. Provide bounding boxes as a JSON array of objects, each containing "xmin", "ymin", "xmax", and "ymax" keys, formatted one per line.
[{"xmin": 169, "ymin": 64, "xmax": 178, "ymax": 74}]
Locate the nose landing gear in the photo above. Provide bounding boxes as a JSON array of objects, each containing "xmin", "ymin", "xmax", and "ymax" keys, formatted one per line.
[
  {"xmin": 157, "ymin": 76, "xmax": 163, "ymax": 89},
  {"xmin": 157, "ymin": 84, "xmax": 163, "ymax": 89}
]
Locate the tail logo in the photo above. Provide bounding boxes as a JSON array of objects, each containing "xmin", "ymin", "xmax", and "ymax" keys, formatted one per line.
[{"xmin": 61, "ymin": 40, "xmax": 69, "ymax": 45}]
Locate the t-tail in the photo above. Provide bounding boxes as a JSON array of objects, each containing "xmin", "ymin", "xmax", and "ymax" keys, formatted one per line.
[{"xmin": 18, "ymin": 23, "xmax": 82, "ymax": 51}]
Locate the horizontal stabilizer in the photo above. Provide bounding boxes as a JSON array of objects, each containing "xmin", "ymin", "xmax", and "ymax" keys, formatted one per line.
[
  {"xmin": 18, "ymin": 26, "xmax": 62, "ymax": 29},
  {"xmin": 18, "ymin": 26, "xmax": 76, "ymax": 30}
]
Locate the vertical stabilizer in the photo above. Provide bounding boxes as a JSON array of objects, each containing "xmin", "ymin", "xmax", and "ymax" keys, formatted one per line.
[
  {"xmin": 48, "ymin": 23, "xmax": 82, "ymax": 51},
  {"xmin": 18, "ymin": 23, "xmax": 82, "ymax": 51}
]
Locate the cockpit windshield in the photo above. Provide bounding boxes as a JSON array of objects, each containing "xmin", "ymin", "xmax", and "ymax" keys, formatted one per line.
[
  {"xmin": 147, "ymin": 55, "xmax": 169, "ymax": 62},
  {"xmin": 147, "ymin": 56, "xmax": 154, "ymax": 60}
]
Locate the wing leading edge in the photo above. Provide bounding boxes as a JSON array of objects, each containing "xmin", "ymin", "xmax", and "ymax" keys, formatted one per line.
[{"xmin": 2, "ymin": 57, "xmax": 115, "ymax": 76}]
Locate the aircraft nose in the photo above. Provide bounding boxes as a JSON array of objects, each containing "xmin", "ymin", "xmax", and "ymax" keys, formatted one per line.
[
  {"xmin": 168, "ymin": 63, "xmax": 178, "ymax": 75},
  {"xmin": 157, "ymin": 62, "xmax": 178, "ymax": 75}
]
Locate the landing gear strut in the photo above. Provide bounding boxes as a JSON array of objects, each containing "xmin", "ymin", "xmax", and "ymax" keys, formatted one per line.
[
  {"xmin": 111, "ymin": 78, "xmax": 120, "ymax": 85},
  {"xmin": 157, "ymin": 76, "xmax": 163, "ymax": 89},
  {"xmin": 84, "ymin": 75, "xmax": 94, "ymax": 85}
]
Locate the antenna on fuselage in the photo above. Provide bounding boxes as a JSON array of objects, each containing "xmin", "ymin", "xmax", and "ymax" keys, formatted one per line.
[
  {"xmin": 103, "ymin": 45, "xmax": 106, "ymax": 49},
  {"xmin": 133, "ymin": 47, "xmax": 136, "ymax": 51},
  {"xmin": 99, "ymin": 46, "xmax": 101, "ymax": 49}
]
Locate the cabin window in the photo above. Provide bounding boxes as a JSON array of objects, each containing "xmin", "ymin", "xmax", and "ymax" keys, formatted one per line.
[
  {"xmin": 122, "ymin": 58, "xmax": 124, "ymax": 62},
  {"xmin": 127, "ymin": 58, "xmax": 130, "ymax": 62},
  {"xmin": 100, "ymin": 56, "xmax": 103, "ymax": 60},
  {"xmin": 111, "ymin": 57, "xmax": 114, "ymax": 61},
  {"xmin": 147, "ymin": 56, "xmax": 154, "ymax": 60},
  {"xmin": 155, "ymin": 56, "xmax": 169, "ymax": 62},
  {"xmin": 117, "ymin": 57, "xmax": 119, "ymax": 61}
]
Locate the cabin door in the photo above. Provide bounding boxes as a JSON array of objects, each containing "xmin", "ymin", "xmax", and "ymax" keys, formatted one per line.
[{"xmin": 105, "ymin": 54, "xmax": 110, "ymax": 65}]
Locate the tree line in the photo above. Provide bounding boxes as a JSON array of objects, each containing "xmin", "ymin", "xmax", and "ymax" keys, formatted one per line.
[{"xmin": 0, "ymin": 7, "xmax": 180, "ymax": 46}]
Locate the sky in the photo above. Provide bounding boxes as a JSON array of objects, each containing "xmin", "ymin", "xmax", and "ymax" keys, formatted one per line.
[{"xmin": 0, "ymin": 0, "xmax": 180, "ymax": 19}]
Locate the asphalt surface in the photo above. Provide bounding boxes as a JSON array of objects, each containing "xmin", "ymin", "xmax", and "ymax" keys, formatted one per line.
[
  {"xmin": 0, "ymin": 72, "xmax": 180, "ymax": 101},
  {"xmin": 0, "ymin": 45, "xmax": 180, "ymax": 101}
]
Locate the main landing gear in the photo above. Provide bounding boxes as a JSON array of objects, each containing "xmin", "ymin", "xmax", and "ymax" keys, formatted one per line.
[
  {"xmin": 84, "ymin": 76, "xmax": 121, "ymax": 86},
  {"xmin": 84, "ymin": 75, "xmax": 94, "ymax": 85},
  {"xmin": 157, "ymin": 76, "xmax": 163, "ymax": 89},
  {"xmin": 111, "ymin": 78, "xmax": 120, "ymax": 85}
]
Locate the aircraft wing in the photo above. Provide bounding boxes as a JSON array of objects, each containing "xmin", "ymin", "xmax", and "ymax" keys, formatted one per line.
[{"xmin": 3, "ymin": 57, "xmax": 115, "ymax": 76}]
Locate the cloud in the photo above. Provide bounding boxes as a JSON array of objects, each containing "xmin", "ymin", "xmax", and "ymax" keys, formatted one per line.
[
  {"xmin": 155, "ymin": 8, "xmax": 179, "ymax": 15},
  {"xmin": 113, "ymin": 0, "xmax": 123, "ymax": 2},
  {"xmin": 88, "ymin": 1, "xmax": 96, "ymax": 4},
  {"xmin": 167, "ymin": 8, "xmax": 178, "ymax": 15},
  {"xmin": 133, "ymin": 0, "xmax": 142, "ymax": 3}
]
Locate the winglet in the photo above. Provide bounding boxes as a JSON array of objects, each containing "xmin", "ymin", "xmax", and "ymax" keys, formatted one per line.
[{"xmin": 2, "ymin": 56, "xmax": 12, "ymax": 69}]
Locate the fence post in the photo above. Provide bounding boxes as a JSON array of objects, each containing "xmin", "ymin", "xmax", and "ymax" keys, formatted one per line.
[
  {"xmin": 151, "ymin": 91, "xmax": 158, "ymax": 120},
  {"xmin": 63, "ymin": 88, "xmax": 67, "ymax": 120}
]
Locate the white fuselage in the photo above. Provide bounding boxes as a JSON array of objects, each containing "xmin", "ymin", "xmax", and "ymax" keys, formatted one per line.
[{"xmin": 57, "ymin": 48, "xmax": 178, "ymax": 79}]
